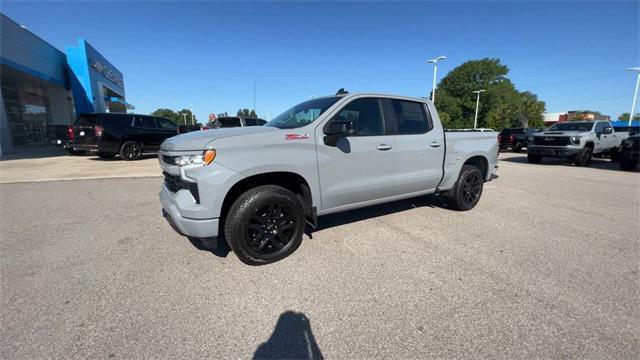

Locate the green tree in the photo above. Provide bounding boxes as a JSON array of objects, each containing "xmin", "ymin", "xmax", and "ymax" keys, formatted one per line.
[
  {"xmin": 150, "ymin": 108, "xmax": 179, "ymax": 123},
  {"xmin": 150, "ymin": 108, "xmax": 198, "ymax": 125},
  {"xmin": 176, "ymin": 109, "xmax": 197, "ymax": 125},
  {"xmin": 618, "ymin": 112, "xmax": 640, "ymax": 121},
  {"xmin": 435, "ymin": 58, "xmax": 545, "ymax": 130},
  {"xmin": 237, "ymin": 108, "xmax": 257, "ymax": 117}
]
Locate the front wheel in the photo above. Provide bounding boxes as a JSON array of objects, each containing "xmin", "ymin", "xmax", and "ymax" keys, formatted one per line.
[
  {"xmin": 119, "ymin": 141, "xmax": 143, "ymax": 160},
  {"xmin": 224, "ymin": 185, "xmax": 305, "ymax": 265},
  {"xmin": 446, "ymin": 165, "xmax": 484, "ymax": 211},
  {"xmin": 574, "ymin": 148, "xmax": 592, "ymax": 167}
]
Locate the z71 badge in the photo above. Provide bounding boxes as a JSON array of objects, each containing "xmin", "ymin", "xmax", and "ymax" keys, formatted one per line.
[{"xmin": 285, "ymin": 134, "xmax": 310, "ymax": 140}]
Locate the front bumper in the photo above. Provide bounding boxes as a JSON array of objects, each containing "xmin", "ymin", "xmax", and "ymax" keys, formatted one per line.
[
  {"xmin": 527, "ymin": 145, "xmax": 581, "ymax": 158},
  {"xmin": 160, "ymin": 185, "xmax": 219, "ymax": 238}
]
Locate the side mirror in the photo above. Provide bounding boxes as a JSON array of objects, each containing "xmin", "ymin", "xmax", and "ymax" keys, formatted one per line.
[
  {"xmin": 324, "ymin": 121, "xmax": 356, "ymax": 146},
  {"xmin": 603, "ymin": 127, "xmax": 612, "ymax": 134}
]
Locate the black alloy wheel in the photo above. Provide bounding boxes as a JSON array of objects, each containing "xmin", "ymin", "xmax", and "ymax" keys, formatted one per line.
[
  {"xmin": 462, "ymin": 171, "xmax": 482, "ymax": 206},
  {"xmin": 120, "ymin": 141, "xmax": 142, "ymax": 160},
  {"xmin": 224, "ymin": 185, "xmax": 305, "ymax": 265},
  {"xmin": 246, "ymin": 203, "xmax": 297, "ymax": 255},
  {"xmin": 447, "ymin": 165, "xmax": 484, "ymax": 211}
]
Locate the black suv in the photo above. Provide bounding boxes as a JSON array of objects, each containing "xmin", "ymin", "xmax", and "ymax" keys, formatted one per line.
[
  {"xmin": 499, "ymin": 127, "xmax": 541, "ymax": 152},
  {"xmin": 211, "ymin": 116, "xmax": 267, "ymax": 128},
  {"xmin": 69, "ymin": 113, "xmax": 179, "ymax": 160}
]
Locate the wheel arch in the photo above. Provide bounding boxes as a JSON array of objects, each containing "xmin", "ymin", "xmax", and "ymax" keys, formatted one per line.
[
  {"xmin": 463, "ymin": 155, "xmax": 489, "ymax": 180},
  {"xmin": 220, "ymin": 171, "xmax": 315, "ymax": 227}
]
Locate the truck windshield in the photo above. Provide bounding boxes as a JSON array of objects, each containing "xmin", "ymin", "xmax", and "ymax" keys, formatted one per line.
[
  {"xmin": 548, "ymin": 122, "xmax": 594, "ymax": 132},
  {"xmin": 266, "ymin": 97, "xmax": 341, "ymax": 129}
]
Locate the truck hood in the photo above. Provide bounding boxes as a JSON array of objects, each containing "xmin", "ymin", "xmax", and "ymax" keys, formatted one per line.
[
  {"xmin": 534, "ymin": 131, "xmax": 586, "ymax": 137},
  {"xmin": 161, "ymin": 126, "xmax": 278, "ymax": 151}
]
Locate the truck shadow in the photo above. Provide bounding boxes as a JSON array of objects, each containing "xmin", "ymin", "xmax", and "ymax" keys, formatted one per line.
[
  {"xmin": 253, "ymin": 311, "xmax": 323, "ymax": 360},
  {"xmin": 501, "ymin": 153, "xmax": 630, "ymax": 172},
  {"xmin": 309, "ymin": 194, "xmax": 447, "ymax": 234}
]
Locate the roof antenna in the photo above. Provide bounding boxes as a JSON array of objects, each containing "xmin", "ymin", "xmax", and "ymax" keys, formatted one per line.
[{"xmin": 335, "ymin": 88, "xmax": 348, "ymax": 96}]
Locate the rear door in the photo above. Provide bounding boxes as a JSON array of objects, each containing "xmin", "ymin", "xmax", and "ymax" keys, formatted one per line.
[
  {"xmin": 317, "ymin": 97, "xmax": 396, "ymax": 210},
  {"xmin": 385, "ymin": 99, "xmax": 444, "ymax": 196},
  {"xmin": 155, "ymin": 117, "xmax": 178, "ymax": 143}
]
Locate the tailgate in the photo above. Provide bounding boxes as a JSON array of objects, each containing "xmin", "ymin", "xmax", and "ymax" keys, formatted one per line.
[{"xmin": 73, "ymin": 114, "xmax": 100, "ymax": 144}]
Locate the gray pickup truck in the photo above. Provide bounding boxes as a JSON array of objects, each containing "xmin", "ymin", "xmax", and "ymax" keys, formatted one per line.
[
  {"xmin": 527, "ymin": 121, "xmax": 625, "ymax": 166},
  {"xmin": 158, "ymin": 92, "xmax": 499, "ymax": 265}
]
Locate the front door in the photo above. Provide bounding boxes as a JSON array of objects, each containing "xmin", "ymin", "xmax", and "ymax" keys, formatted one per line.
[{"xmin": 316, "ymin": 98, "xmax": 395, "ymax": 210}]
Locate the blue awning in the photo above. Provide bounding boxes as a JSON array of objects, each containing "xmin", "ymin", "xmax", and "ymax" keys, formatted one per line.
[{"xmin": 106, "ymin": 96, "xmax": 135, "ymax": 110}]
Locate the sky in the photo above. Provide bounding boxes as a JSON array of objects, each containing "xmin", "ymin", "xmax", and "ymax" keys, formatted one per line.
[{"xmin": 1, "ymin": 1, "xmax": 638, "ymax": 122}]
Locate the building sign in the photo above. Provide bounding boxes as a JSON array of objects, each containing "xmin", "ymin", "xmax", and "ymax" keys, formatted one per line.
[{"xmin": 91, "ymin": 58, "xmax": 124, "ymax": 88}]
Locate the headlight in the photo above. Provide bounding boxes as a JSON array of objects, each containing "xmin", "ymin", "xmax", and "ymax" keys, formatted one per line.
[
  {"xmin": 570, "ymin": 136, "xmax": 581, "ymax": 145},
  {"xmin": 174, "ymin": 149, "xmax": 216, "ymax": 167}
]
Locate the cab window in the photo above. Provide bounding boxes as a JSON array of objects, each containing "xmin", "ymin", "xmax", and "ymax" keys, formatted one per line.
[
  {"xmin": 332, "ymin": 98, "xmax": 384, "ymax": 136},
  {"xmin": 389, "ymin": 99, "xmax": 430, "ymax": 134}
]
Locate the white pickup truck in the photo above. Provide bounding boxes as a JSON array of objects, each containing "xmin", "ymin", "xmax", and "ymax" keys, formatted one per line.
[{"xmin": 158, "ymin": 91, "xmax": 499, "ymax": 265}]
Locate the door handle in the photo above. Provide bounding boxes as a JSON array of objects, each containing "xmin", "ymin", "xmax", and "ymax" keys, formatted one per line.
[
  {"xmin": 429, "ymin": 141, "xmax": 442, "ymax": 148},
  {"xmin": 376, "ymin": 144, "xmax": 392, "ymax": 151}
]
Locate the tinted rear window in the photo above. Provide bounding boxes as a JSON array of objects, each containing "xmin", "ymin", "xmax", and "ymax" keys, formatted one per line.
[
  {"xmin": 76, "ymin": 115, "xmax": 99, "ymax": 126},
  {"xmin": 500, "ymin": 128, "xmax": 524, "ymax": 135},
  {"xmin": 101, "ymin": 114, "xmax": 130, "ymax": 127},
  {"xmin": 218, "ymin": 117, "xmax": 242, "ymax": 127}
]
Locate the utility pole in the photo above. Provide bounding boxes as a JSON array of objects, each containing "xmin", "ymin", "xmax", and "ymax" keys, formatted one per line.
[
  {"xmin": 628, "ymin": 67, "xmax": 640, "ymax": 126},
  {"xmin": 426, "ymin": 56, "xmax": 446, "ymax": 102},
  {"xmin": 472, "ymin": 89, "xmax": 486, "ymax": 129}
]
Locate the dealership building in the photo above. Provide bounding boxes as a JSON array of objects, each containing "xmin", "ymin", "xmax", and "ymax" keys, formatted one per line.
[{"xmin": 0, "ymin": 13, "xmax": 133, "ymax": 155}]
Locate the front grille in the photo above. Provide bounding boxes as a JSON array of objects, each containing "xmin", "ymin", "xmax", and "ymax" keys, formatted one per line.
[
  {"xmin": 163, "ymin": 171, "xmax": 200, "ymax": 203},
  {"xmin": 533, "ymin": 136, "xmax": 571, "ymax": 146}
]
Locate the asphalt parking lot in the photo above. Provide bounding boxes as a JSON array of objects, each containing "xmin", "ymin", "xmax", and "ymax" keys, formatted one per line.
[{"xmin": 1, "ymin": 152, "xmax": 638, "ymax": 358}]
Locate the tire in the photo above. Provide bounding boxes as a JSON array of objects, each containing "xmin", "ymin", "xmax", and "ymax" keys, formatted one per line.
[
  {"xmin": 65, "ymin": 148, "xmax": 86, "ymax": 156},
  {"xmin": 224, "ymin": 185, "xmax": 305, "ymax": 265},
  {"xmin": 446, "ymin": 165, "xmax": 484, "ymax": 211},
  {"xmin": 620, "ymin": 158, "xmax": 637, "ymax": 171},
  {"xmin": 119, "ymin": 141, "xmax": 143, "ymax": 160},
  {"xmin": 513, "ymin": 143, "xmax": 523, "ymax": 153},
  {"xmin": 574, "ymin": 147, "xmax": 592, "ymax": 167},
  {"xmin": 97, "ymin": 152, "xmax": 116, "ymax": 159},
  {"xmin": 527, "ymin": 153, "xmax": 542, "ymax": 163}
]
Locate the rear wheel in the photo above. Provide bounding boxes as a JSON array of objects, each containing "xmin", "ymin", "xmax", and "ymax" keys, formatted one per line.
[
  {"xmin": 574, "ymin": 147, "xmax": 592, "ymax": 167},
  {"xmin": 224, "ymin": 185, "xmax": 305, "ymax": 265},
  {"xmin": 446, "ymin": 165, "xmax": 484, "ymax": 211},
  {"xmin": 527, "ymin": 153, "xmax": 542, "ymax": 163},
  {"xmin": 513, "ymin": 142, "xmax": 523, "ymax": 153},
  {"xmin": 119, "ymin": 141, "xmax": 142, "ymax": 160}
]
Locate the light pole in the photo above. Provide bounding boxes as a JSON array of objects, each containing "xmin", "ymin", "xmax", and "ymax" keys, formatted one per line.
[
  {"xmin": 627, "ymin": 67, "xmax": 640, "ymax": 126},
  {"xmin": 472, "ymin": 90, "xmax": 485, "ymax": 129},
  {"xmin": 426, "ymin": 55, "xmax": 446, "ymax": 102}
]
